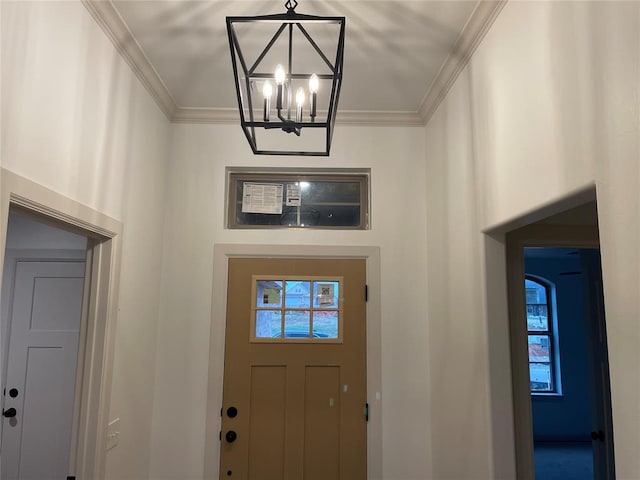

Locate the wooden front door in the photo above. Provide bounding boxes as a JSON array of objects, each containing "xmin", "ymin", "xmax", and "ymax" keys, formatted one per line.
[{"xmin": 220, "ymin": 257, "xmax": 367, "ymax": 480}]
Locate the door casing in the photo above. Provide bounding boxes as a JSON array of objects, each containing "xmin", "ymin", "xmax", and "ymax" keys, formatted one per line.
[
  {"xmin": 506, "ymin": 223, "xmax": 615, "ymax": 479},
  {"xmin": 0, "ymin": 168, "xmax": 122, "ymax": 479},
  {"xmin": 204, "ymin": 244, "xmax": 382, "ymax": 480}
]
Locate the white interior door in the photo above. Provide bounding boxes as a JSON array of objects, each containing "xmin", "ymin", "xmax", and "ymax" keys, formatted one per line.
[{"xmin": 1, "ymin": 259, "xmax": 85, "ymax": 480}]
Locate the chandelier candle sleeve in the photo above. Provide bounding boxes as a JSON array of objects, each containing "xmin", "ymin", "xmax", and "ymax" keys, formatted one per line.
[
  {"xmin": 309, "ymin": 73, "xmax": 319, "ymax": 119},
  {"xmin": 275, "ymin": 64, "xmax": 285, "ymax": 111},
  {"xmin": 295, "ymin": 87, "xmax": 305, "ymax": 123},
  {"xmin": 262, "ymin": 81, "xmax": 273, "ymax": 122}
]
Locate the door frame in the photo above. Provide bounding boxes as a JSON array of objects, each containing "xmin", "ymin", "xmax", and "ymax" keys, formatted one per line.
[
  {"xmin": 506, "ymin": 222, "xmax": 614, "ymax": 479},
  {"xmin": 0, "ymin": 168, "xmax": 122, "ymax": 479},
  {"xmin": 204, "ymin": 244, "xmax": 382, "ymax": 480}
]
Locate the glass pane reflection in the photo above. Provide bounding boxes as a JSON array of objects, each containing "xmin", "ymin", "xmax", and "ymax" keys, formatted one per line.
[
  {"xmin": 256, "ymin": 310, "xmax": 282, "ymax": 338},
  {"xmin": 256, "ymin": 280, "xmax": 283, "ymax": 308},
  {"xmin": 284, "ymin": 310, "xmax": 311, "ymax": 338},
  {"xmin": 312, "ymin": 311, "xmax": 338, "ymax": 338}
]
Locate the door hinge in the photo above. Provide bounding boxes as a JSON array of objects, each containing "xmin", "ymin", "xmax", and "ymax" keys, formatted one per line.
[
  {"xmin": 365, "ymin": 403, "xmax": 369, "ymax": 422},
  {"xmin": 219, "ymin": 431, "xmax": 222, "ymax": 441},
  {"xmin": 67, "ymin": 477, "xmax": 76, "ymax": 480},
  {"xmin": 365, "ymin": 285, "xmax": 368, "ymax": 302}
]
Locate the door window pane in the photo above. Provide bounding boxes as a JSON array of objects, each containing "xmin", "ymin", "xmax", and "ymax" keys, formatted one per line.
[
  {"xmin": 285, "ymin": 281, "xmax": 311, "ymax": 308},
  {"xmin": 312, "ymin": 311, "xmax": 339, "ymax": 338},
  {"xmin": 284, "ymin": 310, "xmax": 311, "ymax": 338},
  {"xmin": 313, "ymin": 282, "xmax": 339, "ymax": 309},
  {"xmin": 256, "ymin": 310, "xmax": 282, "ymax": 338},
  {"xmin": 256, "ymin": 280, "xmax": 283, "ymax": 308}
]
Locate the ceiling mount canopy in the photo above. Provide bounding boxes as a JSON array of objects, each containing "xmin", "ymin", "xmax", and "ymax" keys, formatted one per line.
[{"xmin": 226, "ymin": 1, "xmax": 346, "ymax": 156}]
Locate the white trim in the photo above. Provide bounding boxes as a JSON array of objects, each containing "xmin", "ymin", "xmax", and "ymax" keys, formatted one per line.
[
  {"xmin": 172, "ymin": 107, "xmax": 425, "ymax": 127},
  {"xmin": 203, "ymin": 244, "xmax": 382, "ymax": 480},
  {"xmin": 80, "ymin": 0, "xmax": 177, "ymax": 119},
  {"xmin": 82, "ymin": 0, "xmax": 505, "ymax": 127},
  {"xmin": 418, "ymin": 0, "xmax": 507, "ymax": 124},
  {"xmin": 0, "ymin": 168, "xmax": 123, "ymax": 480},
  {"xmin": 171, "ymin": 107, "xmax": 239, "ymax": 125}
]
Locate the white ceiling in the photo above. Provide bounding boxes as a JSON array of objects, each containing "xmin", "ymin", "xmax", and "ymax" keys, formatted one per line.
[{"xmin": 85, "ymin": 0, "xmax": 505, "ymax": 124}]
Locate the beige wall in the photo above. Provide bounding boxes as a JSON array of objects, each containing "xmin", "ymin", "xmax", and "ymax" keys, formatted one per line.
[
  {"xmin": 1, "ymin": 2, "xmax": 170, "ymax": 478},
  {"xmin": 426, "ymin": 1, "xmax": 640, "ymax": 478}
]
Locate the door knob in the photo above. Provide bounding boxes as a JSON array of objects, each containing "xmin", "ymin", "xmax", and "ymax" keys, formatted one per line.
[
  {"xmin": 225, "ymin": 430, "xmax": 237, "ymax": 443},
  {"xmin": 2, "ymin": 408, "xmax": 16, "ymax": 418},
  {"xmin": 591, "ymin": 430, "xmax": 605, "ymax": 441}
]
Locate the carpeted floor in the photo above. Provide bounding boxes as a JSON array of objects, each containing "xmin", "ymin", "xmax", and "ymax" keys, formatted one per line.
[{"xmin": 534, "ymin": 442, "xmax": 593, "ymax": 480}]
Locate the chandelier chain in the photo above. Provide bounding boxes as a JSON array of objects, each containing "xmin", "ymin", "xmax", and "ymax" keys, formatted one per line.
[{"xmin": 285, "ymin": 0, "xmax": 298, "ymax": 13}]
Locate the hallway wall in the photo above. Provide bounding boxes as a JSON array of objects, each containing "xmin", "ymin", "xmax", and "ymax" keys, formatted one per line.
[
  {"xmin": 149, "ymin": 123, "xmax": 430, "ymax": 480},
  {"xmin": 0, "ymin": 2, "xmax": 171, "ymax": 478},
  {"xmin": 2, "ymin": 1, "xmax": 639, "ymax": 479},
  {"xmin": 425, "ymin": 1, "xmax": 640, "ymax": 478}
]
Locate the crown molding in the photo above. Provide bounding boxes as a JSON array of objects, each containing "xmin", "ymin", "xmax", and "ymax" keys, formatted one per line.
[
  {"xmin": 418, "ymin": 0, "xmax": 508, "ymax": 124},
  {"xmin": 84, "ymin": 0, "xmax": 506, "ymax": 127},
  {"xmin": 172, "ymin": 107, "xmax": 424, "ymax": 127},
  {"xmin": 172, "ymin": 108, "xmax": 238, "ymax": 125},
  {"xmin": 336, "ymin": 110, "xmax": 424, "ymax": 127},
  {"xmin": 82, "ymin": 0, "xmax": 177, "ymax": 119}
]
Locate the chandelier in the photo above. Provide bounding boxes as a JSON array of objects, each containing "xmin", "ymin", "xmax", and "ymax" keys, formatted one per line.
[{"xmin": 227, "ymin": 1, "xmax": 346, "ymax": 156}]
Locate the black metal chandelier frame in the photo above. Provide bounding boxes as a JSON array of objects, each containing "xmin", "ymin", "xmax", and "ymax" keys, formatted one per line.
[{"xmin": 226, "ymin": 1, "xmax": 346, "ymax": 156}]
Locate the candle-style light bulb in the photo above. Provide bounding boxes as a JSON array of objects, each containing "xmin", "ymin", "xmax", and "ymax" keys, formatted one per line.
[
  {"xmin": 275, "ymin": 65, "xmax": 285, "ymax": 85},
  {"xmin": 309, "ymin": 74, "xmax": 319, "ymax": 94},
  {"xmin": 275, "ymin": 64, "xmax": 285, "ymax": 110},
  {"xmin": 262, "ymin": 81, "xmax": 273, "ymax": 122},
  {"xmin": 309, "ymin": 73, "xmax": 319, "ymax": 120},
  {"xmin": 295, "ymin": 87, "xmax": 305, "ymax": 123}
]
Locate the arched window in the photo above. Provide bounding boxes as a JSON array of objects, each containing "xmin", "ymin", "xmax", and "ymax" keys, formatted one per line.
[{"xmin": 525, "ymin": 276, "xmax": 560, "ymax": 393}]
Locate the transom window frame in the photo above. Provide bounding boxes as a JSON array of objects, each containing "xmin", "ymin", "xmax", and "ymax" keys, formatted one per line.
[
  {"xmin": 226, "ymin": 167, "xmax": 370, "ymax": 230},
  {"xmin": 250, "ymin": 275, "xmax": 344, "ymax": 344},
  {"xmin": 525, "ymin": 274, "xmax": 562, "ymax": 395}
]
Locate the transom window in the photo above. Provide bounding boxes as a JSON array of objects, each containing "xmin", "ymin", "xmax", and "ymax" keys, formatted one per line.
[
  {"xmin": 251, "ymin": 277, "xmax": 343, "ymax": 343},
  {"xmin": 227, "ymin": 169, "xmax": 370, "ymax": 229},
  {"xmin": 526, "ymin": 276, "xmax": 560, "ymax": 393}
]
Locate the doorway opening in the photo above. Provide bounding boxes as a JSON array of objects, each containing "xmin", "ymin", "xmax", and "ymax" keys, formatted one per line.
[
  {"xmin": 506, "ymin": 201, "xmax": 615, "ymax": 480},
  {"xmin": 0, "ymin": 169, "xmax": 123, "ymax": 479},
  {"xmin": 1, "ymin": 209, "xmax": 89, "ymax": 479}
]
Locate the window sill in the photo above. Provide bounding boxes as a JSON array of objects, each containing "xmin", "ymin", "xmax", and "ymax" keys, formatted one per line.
[{"xmin": 531, "ymin": 392, "xmax": 563, "ymax": 398}]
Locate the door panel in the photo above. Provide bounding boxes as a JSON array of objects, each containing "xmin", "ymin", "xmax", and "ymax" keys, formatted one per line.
[
  {"xmin": 303, "ymin": 366, "xmax": 340, "ymax": 480},
  {"xmin": 248, "ymin": 366, "xmax": 286, "ymax": 478},
  {"xmin": 221, "ymin": 257, "xmax": 367, "ymax": 480},
  {"xmin": 2, "ymin": 260, "xmax": 84, "ymax": 480}
]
